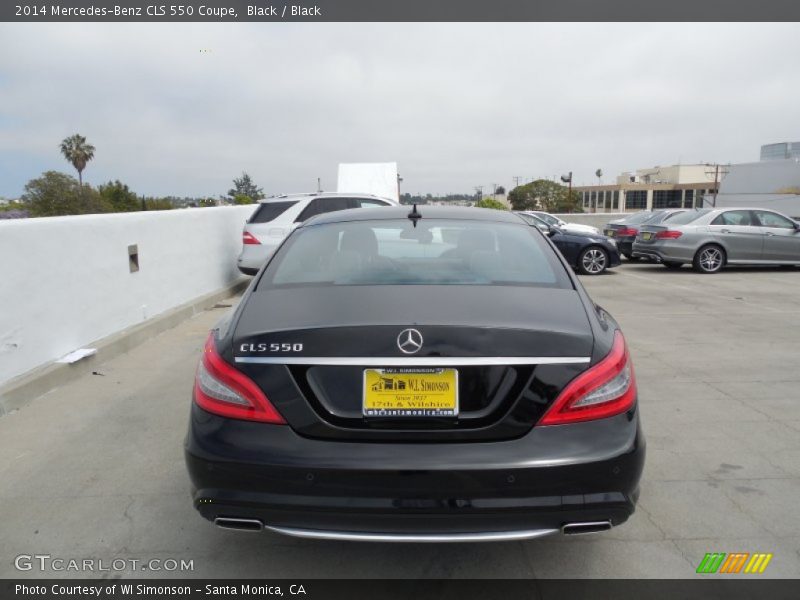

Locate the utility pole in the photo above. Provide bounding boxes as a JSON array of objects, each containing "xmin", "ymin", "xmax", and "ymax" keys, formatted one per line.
[
  {"xmin": 491, "ymin": 183, "xmax": 498, "ymax": 199},
  {"xmin": 474, "ymin": 185, "xmax": 483, "ymax": 201},
  {"xmin": 317, "ymin": 177, "xmax": 322, "ymax": 193},
  {"xmin": 513, "ymin": 176, "xmax": 522, "ymax": 189},
  {"xmin": 703, "ymin": 163, "xmax": 729, "ymax": 207}
]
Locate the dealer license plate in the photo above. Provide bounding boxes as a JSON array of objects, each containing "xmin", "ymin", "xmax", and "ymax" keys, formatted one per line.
[
  {"xmin": 605, "ymin": 229, "xmax": 615, "ymax": 237},
  {"xmin": 363, "ymin": 368, "xmax": 458, "ymax": 417},
  {"xmin": 642, "ymin": 232, "xmax": 653, "ymax": 241}
]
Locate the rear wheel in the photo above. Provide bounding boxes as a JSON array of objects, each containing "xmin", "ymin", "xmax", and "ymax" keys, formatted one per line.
[
  {"xmin": 663, "ymin": 261, "xmax": 682, "ymax": 269},
  {"xmin": 578, "ymin": 247, "xmax": 609, "ymax": 275},
  {"xmin": 693, "ymin": 245, "xmax": 725, "ymax": 274}
]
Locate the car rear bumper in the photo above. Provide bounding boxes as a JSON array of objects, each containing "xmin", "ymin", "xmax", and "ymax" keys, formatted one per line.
[
  {"xmin": 615, "ymin": 239, "xmax": 634, "ymax": 255},
  {"xmin": 631, "ymin": 241, "xmax": 692, "ymax": 263},
  {"xmin": 237, "ymin": 244, "xmax": 277, "ymax": 272},
  {"xmin": 184, "ymin": 405, "xmax": 645, "ymax": 539},
  {"xmin": 607, "ymin": 248, "xmax": 622, "ymax": 267}
]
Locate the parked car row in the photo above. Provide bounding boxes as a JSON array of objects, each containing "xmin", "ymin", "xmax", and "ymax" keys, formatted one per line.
[
  {"xmin": 629, "ymin": 208, "xmax": 800, "ymax": 273},
  {"xmin": 237, "ymin": 199, "xmax": 800, "ymax": 278}
]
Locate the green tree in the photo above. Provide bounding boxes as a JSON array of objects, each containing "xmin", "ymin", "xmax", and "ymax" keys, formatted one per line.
[
  {"xmin": 233, "ymin": 194, "xmax": 255, "ymax": 205},
  {"xmin": 98, "ymin": 180, "xmax": 140, "ymax": 212},
  {"xmin": 21, "ymin": 171, "xmax": 111, "ymax": 216},
  {"xmin": 144, "ymin": 197, "xmax": 176, "ymax": 210},
  {"xmin": 475, "ymin": 197, "xmax": 509, "ymax": 210},
  {"xmin": 508, "ymin": 179, "xmax": 582, "ymax": 213},
  {"xmin": 59, "ymin": 134, "xmax": 96, "ymax": 192},
  {"xmin": 227, "ymin": 172, "xmax": 264, "ymax": 202}
]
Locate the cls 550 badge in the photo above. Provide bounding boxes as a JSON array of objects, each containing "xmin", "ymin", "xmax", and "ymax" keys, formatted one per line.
[{"xmin": 240, "ymin": 343, "xmax": 303, "ymax": 353}]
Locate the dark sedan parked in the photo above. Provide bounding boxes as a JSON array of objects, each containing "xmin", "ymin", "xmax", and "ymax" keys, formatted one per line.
[
  {"xmin": 518, "ymin": 212, "xmax": 621, "ymax": 275},
  {"xmin": 604, "ymin": 210, "xmax": 688, "ymax": 260},
  {"xmin": 603, "ymin": 211, "xmax": 656, "ymax": 259},
  {"xmin": 185, "ymin": 206, "xmax": 645, "ymax": 542}
]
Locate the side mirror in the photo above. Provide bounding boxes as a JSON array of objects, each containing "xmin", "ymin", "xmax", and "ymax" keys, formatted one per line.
[
  {"xmin": 547, "ymin": 226, "xmax": 558, "ymax": 237},
  {"xmin": 793, "ymin": 221, "xmax": 800, "ymax": 231}
]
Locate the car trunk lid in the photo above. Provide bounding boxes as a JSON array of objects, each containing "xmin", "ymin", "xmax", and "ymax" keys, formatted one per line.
[{"xmin": 231, "ymin": 286, "xmax": 594, "ymax": 441}]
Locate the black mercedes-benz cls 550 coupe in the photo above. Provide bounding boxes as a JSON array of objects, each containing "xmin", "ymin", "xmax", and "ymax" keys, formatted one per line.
[{"xmin": 185, "ymin": 206, "xmax": 645, "ymax": 542}]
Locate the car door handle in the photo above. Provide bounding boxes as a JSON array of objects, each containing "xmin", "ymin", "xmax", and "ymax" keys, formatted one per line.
[
  {"xmin": 720, "ymin": 229, "xmax": 730, "ymax": 233},
  {"xmin": 765, "ymin": 231, "xmax": 775, "ymax": 236}
]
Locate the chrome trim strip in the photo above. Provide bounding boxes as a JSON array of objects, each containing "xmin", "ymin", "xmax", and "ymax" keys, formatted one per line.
[
  {"xmin": 235, "ymin": 356, "xmax": 591, "ymax": 366},
  {"xmin": 265, "ymin": 525, "xmax": 559, "ymax": 543}
]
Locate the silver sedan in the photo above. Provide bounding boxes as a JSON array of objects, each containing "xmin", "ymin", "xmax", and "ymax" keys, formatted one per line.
[{"xmin": 631, "ymin": 208, "xmax": 800, "ymax": 273}]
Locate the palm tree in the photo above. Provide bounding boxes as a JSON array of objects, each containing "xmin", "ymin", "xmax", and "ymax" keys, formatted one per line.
[{"xmin": 59, "ymin": 134, "xmax": 96, "ymax": 192}]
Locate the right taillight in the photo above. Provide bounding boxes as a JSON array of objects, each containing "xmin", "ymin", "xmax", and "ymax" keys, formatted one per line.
[
  {"xmin": 194, "ymin": 333, "xmax": 285, "ymax": 424},
  {"xmin": 617, "ymin": 227, "xmax": 638, "ymax": 237},
  {"xmin": 655, "ymin": 230, "xmax": 682, "ymax": 239},
  {"xmin": 243, "ymin": 231, "xmax": 261, "ymax": 245},
  {"xmin": 539, "ymin": 331, "xmax": 636, "ymax": 426}
]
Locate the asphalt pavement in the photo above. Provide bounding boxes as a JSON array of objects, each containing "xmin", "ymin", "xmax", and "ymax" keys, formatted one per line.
[{"xmin": 1, "ymin": 263, "xmax": 799, "ymax": 578}]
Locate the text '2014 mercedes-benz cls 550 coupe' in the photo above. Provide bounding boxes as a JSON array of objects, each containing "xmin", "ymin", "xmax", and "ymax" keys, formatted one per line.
[{"xmin": 184, "ymin": 206, "xmax": 645, "ymax": 542}]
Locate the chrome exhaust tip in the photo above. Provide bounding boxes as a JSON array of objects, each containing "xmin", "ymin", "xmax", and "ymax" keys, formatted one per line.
[
  {"xmin": 561, "ymin": 520, "xmax": 612, "ymax": 535},
  {"xmin": 214, "ymin": 517, "xmax": 264, "ymax": 532}
]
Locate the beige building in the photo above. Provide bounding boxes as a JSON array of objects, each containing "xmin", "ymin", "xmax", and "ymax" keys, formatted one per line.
[{"xmin": 574, "ymin": 164, "xmax": 719, "ymax": 213}]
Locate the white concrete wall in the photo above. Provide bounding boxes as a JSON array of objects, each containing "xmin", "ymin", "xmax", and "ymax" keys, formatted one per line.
[
  {"xmin": 0, "ymin": 206, "xmax": 255, "ymax": 386},
  {"xmin": 553, "ymin": 213, "xmax": 626, "ymax": 229}
]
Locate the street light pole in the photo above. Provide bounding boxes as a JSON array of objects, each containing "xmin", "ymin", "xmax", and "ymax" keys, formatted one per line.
[{"xmin": 560, "ymin": 171, "xmax": 573, "ymax": 212}]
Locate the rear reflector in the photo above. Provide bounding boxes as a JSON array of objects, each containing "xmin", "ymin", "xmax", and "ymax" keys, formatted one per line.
[
  {"xmin": 539, "ymin": 331, "xmax": 636, "ymax": 425},
  {"xmin": 243, "ymin": 231, "xmax": 261, "ymax": 245},
  {"xmin": 194, "ymin": 333, "xmax": 285, "ymax": 424},
  {"xmin": 655, "ymin": 230, "xmax": 683, "ymax": 239}
]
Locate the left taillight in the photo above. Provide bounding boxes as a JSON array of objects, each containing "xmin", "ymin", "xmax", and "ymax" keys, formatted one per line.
[
  {"xmin": 243, "ymin": 231, "xmax": 261, "ymax": 245},
  {"xmin": 194, "ymin": 333, "xmax": 286, "ymax": 424},
  {"xmin": 655, "ymin": 230, "xmax": 683, "ymax": 239},
  {"xmin": 539, "ymin": 331, "xmax": 636, "ymax": 426}
]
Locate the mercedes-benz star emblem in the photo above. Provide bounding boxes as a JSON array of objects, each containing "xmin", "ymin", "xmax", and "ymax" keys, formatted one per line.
[{"xmin": 397, "ymin": 328, "xmax": 423, "ymax": 354}]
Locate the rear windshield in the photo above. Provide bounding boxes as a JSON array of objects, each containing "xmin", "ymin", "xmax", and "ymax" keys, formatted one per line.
[
  {"xmin": 666, "ymin": 209, "xmax": 710, "ymax": 225},
  {"xmin": 249, "ymin": 201, "xmax": 298, "ymax": 223},
  {"xmin": 532, "ymin": 212, "xmax": 559, "ymax": 226},
  {"xmin": 642, "ymin": 210, "xmax": 679, "ymax": 225},
  {"xmin": 620, "ymin": 211, "xmax": 654, "ymax": 225},
  {"xmin": 258, "ymin": 219, "xmax": 570, "ymax": 289},
  {"xmin": 517, "ymin": 212, "xmax": 550, "ymax": 230}
]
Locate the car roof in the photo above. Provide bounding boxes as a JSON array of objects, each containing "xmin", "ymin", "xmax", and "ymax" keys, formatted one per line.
[
  {"xmin": 258, "ymin": 192, "xmax": 396, "ymax": 204},
  {"xmin": 302, "ymin": 205, "xmax": 528, "ymax": 227}
]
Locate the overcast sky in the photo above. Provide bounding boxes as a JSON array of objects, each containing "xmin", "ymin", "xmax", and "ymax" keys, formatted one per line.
[{"xmin": 1, "ymin": 22, "xmax": 799, "ymax": 198}]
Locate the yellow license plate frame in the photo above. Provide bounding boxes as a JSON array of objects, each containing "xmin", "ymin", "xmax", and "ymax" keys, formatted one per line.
[{"xmin": 363, "ymin": 368, "xmax": 459, "ymax": 417}]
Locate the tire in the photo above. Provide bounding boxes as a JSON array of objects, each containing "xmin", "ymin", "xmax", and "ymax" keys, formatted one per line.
[
  {"xmin": 578, "ymin": 246, "xmax": 609, "ymax": 275},
  {"xmin": 693, "ymin": 244, "xmax": 725, "ymax": 274},
  {"xmin": 663, "ymin": 261, "xmax": 683, "ymax": 269},
  {"xmin": 623, "ymin": 253, "xmax": 640, "ymax": 262}
]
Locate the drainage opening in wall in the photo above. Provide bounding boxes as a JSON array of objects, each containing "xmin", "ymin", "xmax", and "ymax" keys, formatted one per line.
[{"xmin": 128, "ymin": 244, "xmax": 139, "ymax": 273}]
